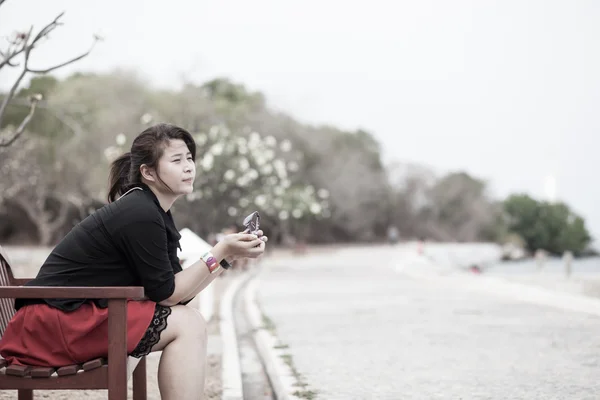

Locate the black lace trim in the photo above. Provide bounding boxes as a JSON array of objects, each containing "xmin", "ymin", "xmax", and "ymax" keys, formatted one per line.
[{"xmin": 130, "ymin": 304, "xmax": 171, "ymax": 358}]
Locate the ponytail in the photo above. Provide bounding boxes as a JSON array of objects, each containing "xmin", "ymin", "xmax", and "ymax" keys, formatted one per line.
[{"xmin": 107, "ymin": 152, "xmax": 133, "ymax": 203}]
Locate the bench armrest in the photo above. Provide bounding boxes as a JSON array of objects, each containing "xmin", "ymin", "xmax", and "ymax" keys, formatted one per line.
[{"xmin": 0, "ymin": 286, "xmax": 145, "ymax": 299}]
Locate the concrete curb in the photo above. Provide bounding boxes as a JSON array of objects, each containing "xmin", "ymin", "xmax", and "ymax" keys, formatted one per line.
[
  {"xmin": 220, "ymin": 272, "xmax": 253, "ymax": 400},
  {"xmin": 244, "ymin": 276, "xmax": 303, "ymax": 400}
]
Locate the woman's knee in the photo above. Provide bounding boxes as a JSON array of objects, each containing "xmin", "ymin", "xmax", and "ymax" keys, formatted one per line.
[{"xmin": 150, "ymin": 305, "xmax": 207, "ymax": 352}]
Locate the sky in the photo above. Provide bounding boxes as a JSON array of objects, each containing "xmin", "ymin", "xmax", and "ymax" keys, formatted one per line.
[{"xmin": 2, "ymin": 0, "xmax": 600, "ymax": 244}]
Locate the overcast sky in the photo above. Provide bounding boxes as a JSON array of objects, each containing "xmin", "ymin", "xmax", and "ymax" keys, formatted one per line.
[{"xmin": 2, "ymin": 0, "xmax": 600, "ymax": 243}]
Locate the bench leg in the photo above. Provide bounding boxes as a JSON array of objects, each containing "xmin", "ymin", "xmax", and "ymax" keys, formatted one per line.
[
  {"xmin": 18, "ymin": 389, "xmax": 33, "ymax": 400},
  {"xmin": 133, "ymin": 356, "xmax": 147, "ymax": 400}
]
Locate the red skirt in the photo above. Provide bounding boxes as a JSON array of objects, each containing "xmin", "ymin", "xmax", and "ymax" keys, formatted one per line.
[{"xmin": 0, "ymin": 300, "xmax": 156, "ymax": 367}]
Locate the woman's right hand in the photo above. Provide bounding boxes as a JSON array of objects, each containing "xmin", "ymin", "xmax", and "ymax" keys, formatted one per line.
[{"xmin": 221, "ymin": 233, "xmax": 265, "ymax": 259}]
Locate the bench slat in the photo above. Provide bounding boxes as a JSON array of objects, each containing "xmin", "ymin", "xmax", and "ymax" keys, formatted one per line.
[
  {"xmin": 31, "ymin": 367, "xmax": 56, "ymax": 378},
  {"xmin": 6, "ymin": 365, "xmax": 30, "ymax": 377},
  {"xmin": 56, "ymin": 364, "xmax": 80, "ymax": 376},
  {"xmin": 82, "ymin": 358, "xmax": 105, "ymax": 371}
]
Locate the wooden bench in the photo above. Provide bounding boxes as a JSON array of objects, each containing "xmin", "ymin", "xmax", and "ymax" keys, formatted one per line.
[{"xmin": 0, "ymin": 245, "xmax": 147, "ymax": 400}]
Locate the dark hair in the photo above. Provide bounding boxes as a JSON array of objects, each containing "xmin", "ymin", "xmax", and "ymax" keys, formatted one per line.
[{"xmin": 108, "ymin": 123, "xmax": 196, "ymax": 202}]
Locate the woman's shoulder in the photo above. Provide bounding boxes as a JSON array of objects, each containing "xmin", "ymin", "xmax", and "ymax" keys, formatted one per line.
[{"xmin": 105, "ymin": 189, "xmax": 163, "ymax": 225}]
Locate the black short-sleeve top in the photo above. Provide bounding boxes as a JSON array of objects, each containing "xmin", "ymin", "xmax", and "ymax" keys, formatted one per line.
[{"xmin": 15, "ymin": 183, "xmax": 184, "ymax": 311}]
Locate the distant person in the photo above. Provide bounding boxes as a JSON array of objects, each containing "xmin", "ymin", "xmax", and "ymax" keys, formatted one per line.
[
  {"xmin": 0, "ymin": 123, "xmax": 268, "ymax": 399},
  {"xmin": 417, "ymin": 237, "xmax": 426, "ymax": 255},
  {"xmin": 387, "ymin": 226, "xmax": 399, "ymax": 245}
]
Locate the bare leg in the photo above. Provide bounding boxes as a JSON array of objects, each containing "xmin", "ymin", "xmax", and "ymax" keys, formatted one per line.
[{"xmin": 149, "ymin": 305, "xmax": 207, "ymax": 400}]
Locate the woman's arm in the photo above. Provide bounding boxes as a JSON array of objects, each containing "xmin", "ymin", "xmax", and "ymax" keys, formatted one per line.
[
  {"xmin": 158, "ymin": 241, "xmax": 229, "ymax": 306},
  {"xmin": 178, "ymin": 262, "xmax": 227, "ymax": 303},
  {"xmin": 178, "ymin": 232, "xmax": 268, "ymax": 303}
]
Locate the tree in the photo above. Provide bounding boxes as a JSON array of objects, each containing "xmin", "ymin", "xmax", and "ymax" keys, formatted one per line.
[
  {"xmin": 503, "ymin": 194, "xmax": 592, "ymax": 255},
  {"xmin": 0, "ymin": 5, "xmax": 99, "ymax": 147},
  {"xmin": 0, "ymin": 135, "xmax": 91, "ymax": 244},
  {"xmin": 413, "ymin": 172, "xmax": 499, "ymax": 242}
]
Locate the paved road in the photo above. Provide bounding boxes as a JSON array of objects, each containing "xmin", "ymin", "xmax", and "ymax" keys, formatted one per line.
[{"xmin": 256, "ymin": 245, "xmax": 600, "ymax": 400}]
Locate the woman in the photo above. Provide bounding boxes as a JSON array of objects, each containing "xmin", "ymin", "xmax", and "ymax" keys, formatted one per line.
[{"xmin": 0, "ymin": 123, "xmax": 267, "ymax": 399}]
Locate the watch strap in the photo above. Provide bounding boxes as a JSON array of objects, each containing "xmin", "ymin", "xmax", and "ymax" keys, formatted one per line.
[{"xmin": 220, "ymin": 259, "xmax": 232, "ymax": 270}]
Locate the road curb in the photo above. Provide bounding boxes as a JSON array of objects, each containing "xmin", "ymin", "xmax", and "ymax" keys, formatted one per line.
[
  {"xmin": 244, "ymin": 276, "xmax": 302, "ymax": 400},
  {"xmin": 220, "ymin": 272, "xmax": 253, "ymax": 400}
]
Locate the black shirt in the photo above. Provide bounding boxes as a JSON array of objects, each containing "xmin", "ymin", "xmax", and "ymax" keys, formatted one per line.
[{"xmin": 16, "ymin": 184, "xmax": 184, "ymax": 311}]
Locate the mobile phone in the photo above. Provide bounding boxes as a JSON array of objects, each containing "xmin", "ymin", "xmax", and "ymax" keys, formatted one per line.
[{"xmin": 243, "ymin": 211, "xmax": 260, "ymax": 233}]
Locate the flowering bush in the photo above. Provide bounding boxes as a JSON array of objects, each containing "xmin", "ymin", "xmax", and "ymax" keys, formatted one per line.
[{"xmin": 188, "ymin": 125, "xmax": 330, "ymax": 222}]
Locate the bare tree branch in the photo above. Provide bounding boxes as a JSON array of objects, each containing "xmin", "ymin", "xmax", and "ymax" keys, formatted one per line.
[
  {"xmin": 27, "ymin": 38, "xmax": 98, "ymax": 74},
  {"xmin": 0, "ymin": 95, "xmax": 40, "ymax": 147},
  {"xmin": 0, "ymin": 11, "xmax": 99, "ymax": 147},
  {"xmin": 0, "ymin": 26, "xmax": 34, "ymax": 130}
]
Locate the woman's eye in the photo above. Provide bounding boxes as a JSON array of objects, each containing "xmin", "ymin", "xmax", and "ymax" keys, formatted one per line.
[
  {"xmin": 172, "ymin": 159, "xmax": 181, "ymax": 163},
  {"xmin": 187, "ymin": 157, "xmax": 193, "ymax": 161}
]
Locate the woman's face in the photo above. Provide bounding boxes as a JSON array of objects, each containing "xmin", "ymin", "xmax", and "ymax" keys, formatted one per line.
[{"xmin": 156, "ymin": 139, "xmax": 196, "ymax": 195}]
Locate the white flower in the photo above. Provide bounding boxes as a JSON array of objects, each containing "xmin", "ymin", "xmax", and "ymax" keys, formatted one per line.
[
  {"xmin": 264, "ymin": 149, "xmax": 275, "ymax": 161},
  {"xmin": 140, "ymin": 113, "xmax": 153, "ymax": 125},
  {"xmin": 280, "ymin": 140, "xmax": 292, "ymax": 152},
  {"xmin": 273, "ymin": 159, "xmax": 287, "ymax": 179},
  {"xmin": 261, "ymin": 164, "xmax": 274, "ymax": 175},
  {"xmin": 228, "ymin": 207, "xmax": 238, "ymax": 216},
  {"xmin": 249, "ymin": 131, "xmax": 261, "ymax": 144},
  {"xmin": 103, "ymin": 146, "xmax": 121, "ymax": 162},
  {"xmin": 247, "ymin": 169, "xmax": 259, "ymax": 180},
  {"xmin": 265, "ymin": 136, "xmax": 277, "ymax": 147},
  {"xmin": 287, "ymin": 161, "xmax": 299, "ymax": 172},
  {"xmin": 318, "ymin": 188, "xmax": 330, "ymax": 199},
  {"xmin": 292, "ymin": 209, "xmax": 303, "ymax": 219},
  {"xmin": 310, "ymin": 203, "xmax": 322, "ymax": 214},
  {"xmin": 224, "ymin": 169, "xmax": 236, "ymax": 181},
  {"xmin": 255, "ymin": 195, "xmax": 267, "ymax": 207},
  {"xmin": 194, "ymin": 133, "xmax": 207, "ymax": 146},
  {"xmin": 254, "ymin": 156, "xmax": 267, "ymax": 167},
  {"xmin": 238, "ymin": 158, "xmax": 250, "ymax": 172},
  {"xmin": 200, "ymin": 153, "xmax": 214, "ymax": 171},
  {"xmin": 239, "ymin": 198, "xmax": 250, "ymax": 208},
  {"xmin": 281, "ymin": 179, "xmax": 291, "ymax": 189},
  {"xmin": 210, "ymin": 142, "xmax": 224, "ymax": 156},
  {"xmin": 278, "ymin": 210, "xmax": 289, "ymax": 220},
  {"xmin": 116, "ymin": 133, "xmax": 126, "ymax": 146},
  {"xmin": 236, "ymin": 177, "xmax": 248, "ymax": 187}
]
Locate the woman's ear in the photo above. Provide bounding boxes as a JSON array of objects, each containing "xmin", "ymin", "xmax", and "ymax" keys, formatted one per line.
[{"xmin": 140, "ymin": 164, "xmax": 156, "ymax": 182}]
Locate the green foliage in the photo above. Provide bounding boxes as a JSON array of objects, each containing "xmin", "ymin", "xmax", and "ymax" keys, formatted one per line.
[{"xmin": 503, "ymin": 194, "xmax": 592, "ymax": 255}]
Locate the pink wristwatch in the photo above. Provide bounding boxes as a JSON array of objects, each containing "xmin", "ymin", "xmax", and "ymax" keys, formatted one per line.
[{"xmin": 201, "ymin": 252, "xmax": 221, "ymax": 274}]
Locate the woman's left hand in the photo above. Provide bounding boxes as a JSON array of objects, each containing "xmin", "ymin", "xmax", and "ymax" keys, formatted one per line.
[{"xmin": 229, "ymin": 229, "xmax": 267, "ymax": 261}]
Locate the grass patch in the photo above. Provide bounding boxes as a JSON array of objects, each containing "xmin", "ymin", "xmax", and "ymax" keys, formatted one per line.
[
  {"xmin": 261, "ymin": 311, "xmax": 318, "ymax": 398},
  {"xmin": 292, "ymin": 389, "xmax": 319, "ymax": 399},
  {"xmin": 261, "ymin": 314, "xmax": 277, "ymax": 333}
]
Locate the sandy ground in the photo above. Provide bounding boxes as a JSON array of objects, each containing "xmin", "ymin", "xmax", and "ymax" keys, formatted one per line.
[{"xmin": 0, "ymin": 246, "xmax": 238, "ymax": 400}]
